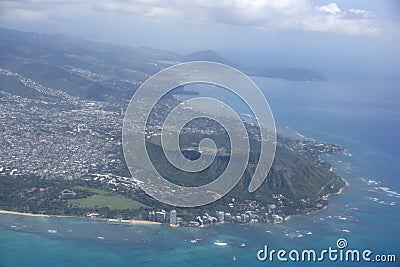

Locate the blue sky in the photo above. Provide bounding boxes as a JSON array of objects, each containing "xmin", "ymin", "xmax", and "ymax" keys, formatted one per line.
[{"xmin": 0, "ymin": 0, "xmax": 399, "ymax": 77}]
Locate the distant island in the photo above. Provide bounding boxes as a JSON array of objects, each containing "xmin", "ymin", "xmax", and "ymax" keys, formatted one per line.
[
  {"xmin": 0, "ymin": 28, "xmax": 344, "ymax": 227},
  {"xmin": 183, "ymin": 50, "xmax": 327, "ymax": 82}
]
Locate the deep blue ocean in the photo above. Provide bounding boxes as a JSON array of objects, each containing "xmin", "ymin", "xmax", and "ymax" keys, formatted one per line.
[{"xmin": 1, "ymin": 75, "xmax": 399, "ymax": 266}]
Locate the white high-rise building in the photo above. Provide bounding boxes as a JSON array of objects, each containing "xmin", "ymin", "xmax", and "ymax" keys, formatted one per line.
[
  {"xmin": 216, "ymin": 211, "xmax": 225, "ymax": 222},
  {"xmin": 170, "ymin": 210, "xmax": 177, "ymax": 225}
]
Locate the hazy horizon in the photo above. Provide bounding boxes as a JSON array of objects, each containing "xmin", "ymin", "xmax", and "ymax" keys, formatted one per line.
[{"xmin": 1, "ymin": 1, "xmax": 399, "ymax": 79}]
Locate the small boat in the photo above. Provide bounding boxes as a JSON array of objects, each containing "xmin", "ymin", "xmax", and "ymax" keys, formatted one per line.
[
  {"xmin": 47, "ymin": 229, "xmax": 57, "ymax": 234},
  {"xmin": 233, "ymin": 256, "xmax": 237, "ymax": 261},
  {"xmin": 240, "ymin": 243, "xmax": 246, "ymax": 247},
  {"xmin": 214, "ymin": 242, "xmax": 227, "ymax": 246}
]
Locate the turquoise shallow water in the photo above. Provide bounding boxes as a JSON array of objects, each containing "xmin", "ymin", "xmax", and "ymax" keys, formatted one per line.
[{"xmin": 1, "ymin": 76, "xmax": 399, "ymax": 266}]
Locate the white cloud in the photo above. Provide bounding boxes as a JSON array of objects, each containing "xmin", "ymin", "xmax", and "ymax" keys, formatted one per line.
[
  {"xmin": 302, "ymin": 14, "xmax": 378, "ymax": 35},
  {"xmin": 311, "ymin": 3, "xmax": 378, "ymax": 35},
  {"xmin": 142, "ymin": 7, "xmax": 179, "ymax": 18},
  {"xmin": 94, "ymin": 0, "xmax": 379, "ymax": 35},
  {"xmin": 348, "ymin": 8, "xmax": 373, "ymax": 19},
  {"xmin": 0, "ymin": 0, "xmax": 383, "ymax": 35},
  {"xmin": 316, "ymin": 3, "xmax": 341, "ymax": 15},
  {"xmin": 0, "ymin": 7, "xmax": 48, "ymax": 21}
]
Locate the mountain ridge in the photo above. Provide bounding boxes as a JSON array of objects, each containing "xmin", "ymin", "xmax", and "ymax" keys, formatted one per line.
[{"xmin": 0, "ymin": 27, "xmax": 327, "ymax": 95}]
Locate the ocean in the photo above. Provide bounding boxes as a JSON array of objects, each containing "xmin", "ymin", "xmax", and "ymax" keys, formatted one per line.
[{"xmin": 1, "ymin": 75, "xmax": 399, "ymax": 266}]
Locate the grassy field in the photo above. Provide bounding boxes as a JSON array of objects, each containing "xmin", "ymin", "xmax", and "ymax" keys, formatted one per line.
[
  {"xmin": 72, "ymin": 186, "xmax": 109, "ymax": 195},
  {"xmin": 69, "ymin": 186, "xmax": 148, "ymax": 210}
]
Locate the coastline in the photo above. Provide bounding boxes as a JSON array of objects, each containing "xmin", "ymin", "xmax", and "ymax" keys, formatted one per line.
[
  {"xmin": 0, "ymin": 210, "xmax": 161, "ymax": 225},
  {"xmin": 130, "ymin": 220, "xmax": 161, "ymax": 225},
  {"xmin": 334, "ymin": 179, "xmax": 350, "ymax": 196},
  {"xmin": 1, "ymin": 179, "xmax": 350, "ymax": 226},
  {"xmin": 108, "ymin": 218, "xmax": 161, "ymax": 225},
  {"xmin": 284, "ymin": 178, "xmax": 349, "ymax": 222},
  {"xmin": 0, "ymin": 210, "xmax": 71, "ymax": 218}
]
